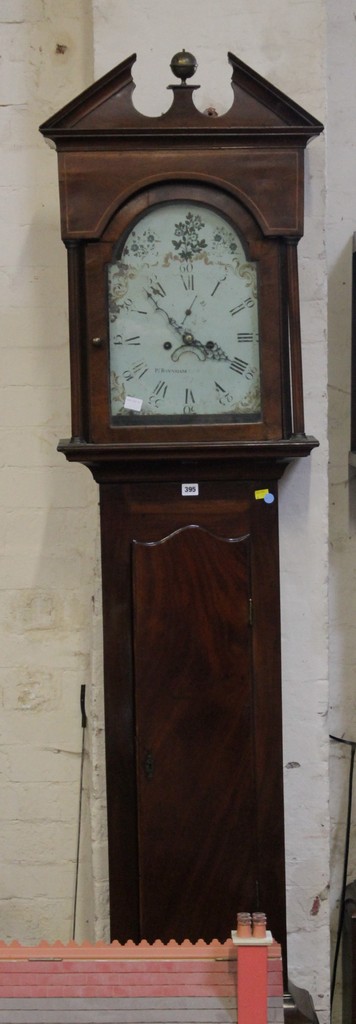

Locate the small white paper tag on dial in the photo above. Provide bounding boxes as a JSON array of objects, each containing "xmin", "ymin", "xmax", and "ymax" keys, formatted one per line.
[
  {"xmin": 124, "ymin": 395, "xmax": 143, "ymax": 412},
  {"xmin": 181, "ymin": 483, "xmax": 199, "ymax": 496}
]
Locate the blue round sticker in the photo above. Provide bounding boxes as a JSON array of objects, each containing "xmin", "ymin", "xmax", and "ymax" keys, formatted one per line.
[{"xmin": 264, "ymin": 492, "xmax": 275, "ymax": 504}]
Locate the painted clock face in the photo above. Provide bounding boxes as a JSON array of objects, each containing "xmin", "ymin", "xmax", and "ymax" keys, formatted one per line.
[{"xmin": 108, "ymin": 201, "xmax": 261, "ymax": 423}]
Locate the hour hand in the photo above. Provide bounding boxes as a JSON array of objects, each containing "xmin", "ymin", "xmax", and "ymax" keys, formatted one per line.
[
  {"xmin": 203, "ymin": 340, "xmax": 231, "ymax": 362},
  {"xmin": 185, "ymin": 337, "xmax": 231, "ymax": 362},
  {"xmin": 179, "ymin": 331, "xmax": 231, "ymax": 361}
]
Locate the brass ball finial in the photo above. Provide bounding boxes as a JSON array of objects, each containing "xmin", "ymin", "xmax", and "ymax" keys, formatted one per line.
[{"xmin": 170, "ymin": 49, "xmax": 198, "ymax": 84}]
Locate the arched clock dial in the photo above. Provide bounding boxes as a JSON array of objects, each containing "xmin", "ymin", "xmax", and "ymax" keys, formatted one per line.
[{"xmin": 108, "ymin": 201, "xmax": 261, "ymax": 423}]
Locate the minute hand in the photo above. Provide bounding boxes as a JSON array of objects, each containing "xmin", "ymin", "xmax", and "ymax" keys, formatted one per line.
[
  {"xmin": 145, "ymin": 292, "xmax": 231, "ymax": 361},
  {"xmin": 145, "ymin": 291, "xmax": 186, "ymax": 337}
]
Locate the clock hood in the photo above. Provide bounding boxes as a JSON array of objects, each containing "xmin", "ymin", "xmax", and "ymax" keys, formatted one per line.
[{"xmin": 39, "ymin": 51, "xmax": 323, "ymax": 145}]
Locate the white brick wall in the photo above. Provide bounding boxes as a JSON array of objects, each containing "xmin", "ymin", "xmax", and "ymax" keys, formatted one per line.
[{"xmin": 0, "ymin": 0, "xmax": 98, "ymax": 943}]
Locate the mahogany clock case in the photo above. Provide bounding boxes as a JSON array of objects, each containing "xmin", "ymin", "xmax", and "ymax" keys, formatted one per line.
[{"xmin": 39, "ymin": 52, "xmax": 323, "ymax": 986}]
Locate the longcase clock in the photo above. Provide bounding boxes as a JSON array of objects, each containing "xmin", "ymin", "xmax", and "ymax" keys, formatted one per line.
[{"xmin": 40, "ymin": 49, "xmax": 323, "ymax": 997}]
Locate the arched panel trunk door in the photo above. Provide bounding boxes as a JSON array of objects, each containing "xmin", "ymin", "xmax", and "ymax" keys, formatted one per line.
[{"xmin": 132, "ymin": 525, "xmax": 257, "ymax": 942}]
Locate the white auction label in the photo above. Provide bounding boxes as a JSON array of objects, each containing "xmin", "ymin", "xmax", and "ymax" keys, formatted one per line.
[
  {"xmin": 181, "ymin": 483, "xmax": 199, "ymax": 496},
  {"xmin": 124, "ymin": 395, "xmax": 143, "ymax": 412}
]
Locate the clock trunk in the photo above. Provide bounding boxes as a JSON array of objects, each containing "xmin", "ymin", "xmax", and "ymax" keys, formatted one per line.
[{"xmin": 100, "ymin": 479, "xmax": 286, "ymax": 966}]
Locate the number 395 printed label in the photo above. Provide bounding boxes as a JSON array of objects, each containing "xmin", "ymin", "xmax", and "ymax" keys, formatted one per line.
[{"xmin": 181, "ymin": 483, "xmax": 199, "ymax": 497}]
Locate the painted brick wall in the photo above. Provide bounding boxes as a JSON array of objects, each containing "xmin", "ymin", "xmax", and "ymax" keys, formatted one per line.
[{"xmin": 0, "ymin": 0, "xmax": 100, "ymax": 943}]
